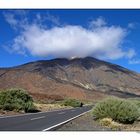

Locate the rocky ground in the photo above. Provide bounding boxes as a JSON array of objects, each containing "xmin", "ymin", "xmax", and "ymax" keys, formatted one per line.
[
  {"xmin": 57, "ymin": 112, "xmax": 140, "ymax": 131},
  {"xmin": 57, "ymin": 112, "xmax": 110, "ymax": 131},
  {"xmin": 0, "ymin": 110, "xmax": 24, "ymax": 116}
]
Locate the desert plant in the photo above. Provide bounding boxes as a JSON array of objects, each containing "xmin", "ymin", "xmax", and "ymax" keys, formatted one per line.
[
  {"xmin": 24, "ymin": 101, "xmax": 36, "ymax": 112},
  {"xmin": 92, "ymin": 97, "xmax": 140, "ymax": 124},
  {"xmin": 0, "ymin": 88, "xmax": 35, "ymax": 112},
  {"xmin": 128, "ymin": 98, "xmax": 140, "ymax": 108},
  {"xmin": 99, "ymin": 118, "xmax": 122, "ymax": 130},
  {"xmin": 63, "ymin": 99, "xmax": 83, "ymax": 107}
]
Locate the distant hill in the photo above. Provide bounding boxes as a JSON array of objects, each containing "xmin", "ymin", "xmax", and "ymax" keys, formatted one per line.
[{"xmin": 0, "ymin": 57, "xmax": 140, "ymax": 101}]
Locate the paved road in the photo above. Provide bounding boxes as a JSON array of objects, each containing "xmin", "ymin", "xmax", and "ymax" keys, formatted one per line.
[{"xmin": 0, "ymin": 105, "xmax": 92, "ymax": 131}]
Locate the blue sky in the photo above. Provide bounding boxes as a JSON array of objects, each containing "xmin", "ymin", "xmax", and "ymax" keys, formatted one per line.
[{"xmin": 0, "ymin": 9, "xmax": 140, "ymax": 73}]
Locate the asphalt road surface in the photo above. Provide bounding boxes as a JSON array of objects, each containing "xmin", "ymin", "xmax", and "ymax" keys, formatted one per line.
[{"xmin": 0, "ymin": 105, "xmax": 92, "ymax": 131}]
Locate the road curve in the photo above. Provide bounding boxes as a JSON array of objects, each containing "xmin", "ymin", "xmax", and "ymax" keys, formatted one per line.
[{"xmin": 0, "ymin": 105, "xmax": 92, "ymax": 131}]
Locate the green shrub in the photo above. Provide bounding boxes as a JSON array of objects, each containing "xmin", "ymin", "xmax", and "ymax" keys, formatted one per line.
[
  {"xmin": 63, "ymin": 99, "xmax": 83, "ymax": 107},
  {"xmin": 24, "ymin": 101, "xmax": 35, "ymax": 112},
  {"xmin": 92, "ymin": 97, "xmax": 140, "ymax": 124},
  {"xmin": 128, "ymin": 98, "xmax": 140, "ymax": 108},
  {"xmin": 2, "ymin": 103, "xmax": 14, "ymax": 111},
  {"xmin": 0, "ymin": 88, "xmax": 35, "ymax": 112}
]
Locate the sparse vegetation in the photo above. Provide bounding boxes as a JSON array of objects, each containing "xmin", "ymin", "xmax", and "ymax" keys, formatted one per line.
[
  {"xmin": 128, "ymin": 98, "xmax": 140, "ymax": 108},
  {"xmin": 63, "ymin": 99, "xmax": 83, "ymax": 107},
  {"xmin": 0, "ymin": 89, "xmax": 35, "ymax": 112},
  {"xmin": 99, "ymin": 118, "xmax": 122, "ymax": 130},
  {"xmin": 35, "ymin": 103, "xmax": 72, "ymax": 112},
  {"xmin": 92, "ymin": 97, "xmax": 140, "ymax": 124}
]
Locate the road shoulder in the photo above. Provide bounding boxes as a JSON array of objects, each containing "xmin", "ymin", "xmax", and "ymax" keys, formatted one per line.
[{"xmin": 57, "ymin": 111, "xmax": 110, "ymax": 131}]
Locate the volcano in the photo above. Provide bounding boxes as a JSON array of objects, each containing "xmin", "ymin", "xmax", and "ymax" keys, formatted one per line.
[{"xmin": 0, "ymin": 57, "xmax": 140, "ymax": 101}]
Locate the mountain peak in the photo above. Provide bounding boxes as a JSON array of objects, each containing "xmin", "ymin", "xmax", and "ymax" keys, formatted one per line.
[{"xmin": 0, "ymin": 56, "xmax": 140, "ymax": 101}]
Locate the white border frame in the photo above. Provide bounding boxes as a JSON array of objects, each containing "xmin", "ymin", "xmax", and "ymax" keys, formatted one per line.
[
  {"xmin": 0, "ymin": 0, "xmax": 140, "ymax": 140},
  {"xmin": 0, "ymin": 0, "xmax": 140, "ymax": 9}
]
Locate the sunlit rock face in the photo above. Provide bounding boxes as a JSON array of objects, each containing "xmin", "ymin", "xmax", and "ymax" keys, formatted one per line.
[{"xmin": 0, "ymin": 57, "xmax": 140, "ymax": 101}]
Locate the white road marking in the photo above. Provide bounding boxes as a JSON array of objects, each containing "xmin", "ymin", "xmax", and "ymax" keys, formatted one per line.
[
  {"xmin": 58, "ymin": 112, "xmax": 65, "ymax": 115},
  {"xmin": 42, "ymin": 109, "xmax": 91, "ymax": 131},
  {"xmin": 31, "ymin": 116, "xmax": 45, "ymax": 120}
]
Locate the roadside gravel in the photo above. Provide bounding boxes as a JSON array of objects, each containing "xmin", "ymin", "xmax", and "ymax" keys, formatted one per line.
[{"xmin": 57, "ymin": 111, "xmax": 111, "ymax": 131}]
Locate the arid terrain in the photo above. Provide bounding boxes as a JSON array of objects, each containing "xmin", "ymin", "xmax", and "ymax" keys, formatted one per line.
[
  {"xmin": 57, "ymin": 111, "xmax": 140, "ymax": 131},
  {"xmin": 0, "ymin": 57, "xmax": 140, "ymax": 130},
  {"xmin": 0, "ymin": 57, "xmax": 140, "ymax": 102}
]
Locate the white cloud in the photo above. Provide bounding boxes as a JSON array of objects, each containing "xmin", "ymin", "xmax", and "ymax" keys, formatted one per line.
[
  {"xmin": 129, "ymin": 59, "xmax": 140, "ymax": 64},
  {"xmin": 126, "ymin": 49, "xmax": 136, "ymax": 59},
  {"xmin": 4, "ymin": 15, "xmax": 136, "ymax": 60},
  {"xmin": 128, "ymin": 23, "xmax": 136, "ymax": 29},
  {"xmin": 3, "ymin": 11, "xmax": 60, "ymax": 31},
  {"xmin": 3, "ymin": 11, "xmax": 29, "ymax": 30},
  {"xmin": 89, "ymin": 17, "xmax": 106, "ymax": 28},
  {"xmin": 4, "ymin": 13, "xmax": 18, "ymax": 28},
  {"xmin": 45, "ymin": 12, "xmax": 60, "ymax": 25}
]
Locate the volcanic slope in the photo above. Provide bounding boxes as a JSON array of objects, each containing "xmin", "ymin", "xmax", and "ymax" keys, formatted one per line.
[{"xmin": 0, "ymin": 57, "xmax": 140, "ymax": 101}]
